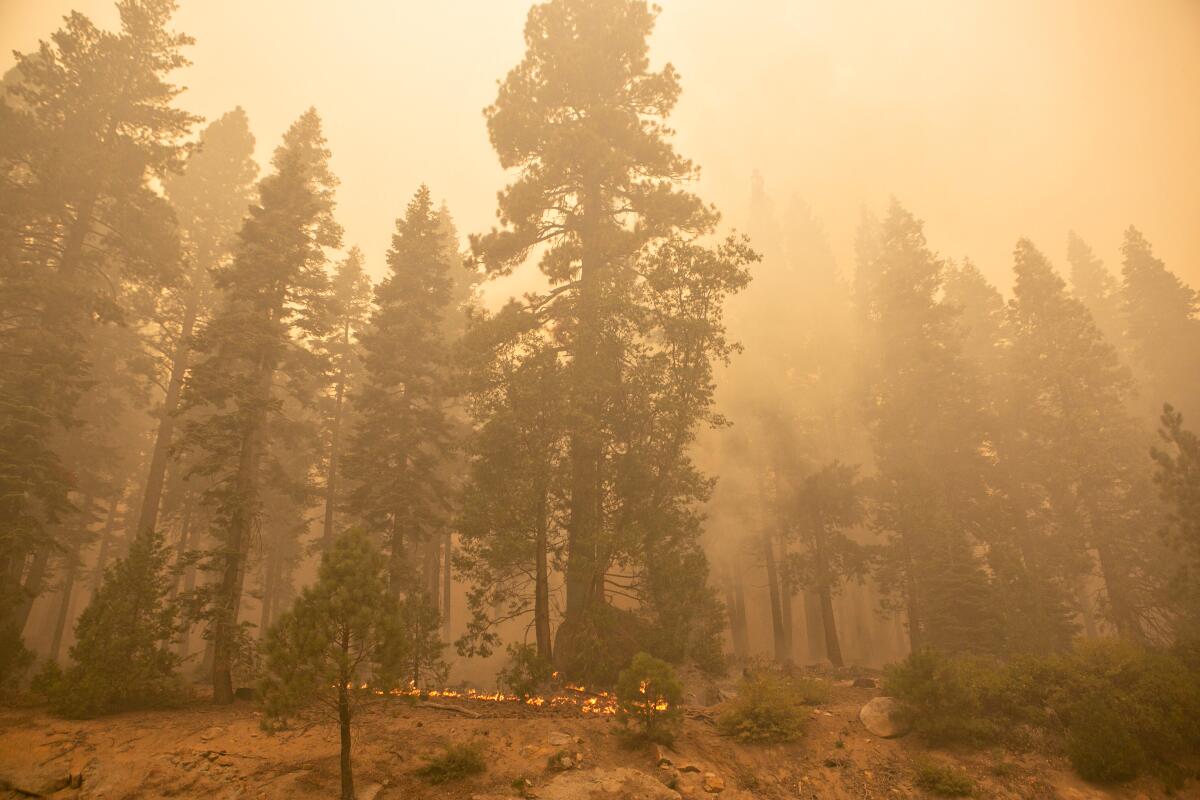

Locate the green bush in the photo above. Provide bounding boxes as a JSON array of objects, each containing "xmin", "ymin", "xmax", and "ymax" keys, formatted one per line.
[
  {"xmin": 44, "ymin": 530, "xmax": 182, "ymax": 718},
  {"xmin": 913, "ymin": 758, "xmax": 974, "ymax": 796},
  {"xmin": 717, "ymin": 669, "xmax": 810, "ymax": 743},
  {"xmin": 0, "ymin": 620, "xmax": 33, "ymax": 700},
  {"xmin": 614, "ymin": 652, "xmax": 684, "ymax": 745},
  {"xmin": 416, "ymin": 741, "xmax": 487, "ymax": 784},
  {"xmin": 557, "ymin": 604, "xmax": 646, "ymax": 686},
  {"xmin": 497, "ymin": 642, "xmax": 554, "ymax": 700},
  {"xmin": 1050, "ymin": 639, "xmax": 1200, "ymax": 784},
  {"xmin": 884, "ymin": 640, "xmax": 1200, "ymax": 784},
  {"xmin": 883, "ymin": 650, "xmax": 1026, "ymax": 746}
]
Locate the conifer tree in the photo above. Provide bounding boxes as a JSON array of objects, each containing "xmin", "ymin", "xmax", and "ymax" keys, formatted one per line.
[
  {"xmin": 319, "ymin": 248, "xmax": 372, "ymax": 553},
  {"xmin": 178, "ymin": 109, "xmax": 341, "ymax": 704},
  {"xmin": 134, "ymin": 108, "xmax": 259, "ymax": 541},
  {"xmin": 1003, "ymin": 238, "xmax": 1152, "ymax": 642},
  {"xmin": 0, "ymin": 0, "xmax": 196, "ymax": 634},
  {"xmin": 472, "ymin": 0, "xmax": 752, "ymax": 673},
  {"xmin": 260, "ymin": 529, "xmax": 398, "ymax": 800},
  {"xmin": 861, "ymin": 201, "xmax": 1000, "ymax": 655},
  {"xmin": 343, "ymin": 186, "xmax": 454, "ymax": 599},
  {"xmin": 1151, "ymin": 405, "xmax": 1200, "ymax": 640},
  {"xmin": 1067, "ymin": 231, "xmax": 1124, "ymax": 352},
  {"xmin": 44, "ymin": 528, "xmax": 180, "ymax": 717},
  {"xmin": 1120, "ymin": 227, "xmax": 1200, "ymax": 419},
  {"xmin": 787, "ymin": 461, "xmax": 867, "ymax": 667}
]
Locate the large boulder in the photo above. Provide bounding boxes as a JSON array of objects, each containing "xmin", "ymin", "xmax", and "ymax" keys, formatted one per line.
[
  {"xmin": 539, "ymin": 767, "xmax": 680, "ymax": 800},
  {"xmin": 858, "ymin": 696, "xmax": 911, "ymax": 738}
]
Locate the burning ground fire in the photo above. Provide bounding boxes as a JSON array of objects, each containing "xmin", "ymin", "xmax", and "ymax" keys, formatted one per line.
[{"xmin": 352, "ymin": 678, "xmax": 670, "ymax": 716}]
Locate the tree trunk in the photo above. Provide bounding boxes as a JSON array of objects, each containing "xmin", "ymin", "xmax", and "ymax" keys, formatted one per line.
[
  {"xmin": 563, "ymin": 184, "xmax": 606, "ymax": 634},
  {"xmin": 761, "ymin": 529, "xmax": 789, "ymax": 663},
  {"xmin": 777, "ymin": 532, "xmax": 795, "ymax": 659},
  {"xmin": 169, "ymin": 498, "xmax": 194, "ymax": 601},
  {"xmin": 48, "ymin": 538, "xmax": 82, "ymax": 663},
  {"xmin": 321, "ymin": 378, "xmax": 346, "ymax": 554},
  {"xmin": 212, "ymin": 359, "xmax": 272, "ymax": 705},
  {"xmin": 534, "ymin": 490, "xmax": 553, "ymax": 663},
  {"xmin": 134, "ymin": 291, "xmax": 200, "ymax": 541},
  {"xmin": 441, "ymin": 531, "xmax": 452, "ymax": 640},
  {"xmin": 259, "ymin": 532, "xmax": 279, "ymax": 636},
  {"xmin": 388, "ymin": 511, "xmax": 405, "ymax": 601},
  {"xmin": 818, "ymin": 587, "xmax": 843, "ymax": 668},
  {"xmin": 338, "ymin": 647, "xmax": 355, "ymax": 800}
]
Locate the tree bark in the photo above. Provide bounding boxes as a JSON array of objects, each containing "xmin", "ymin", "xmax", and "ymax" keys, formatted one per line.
[
  {"xmin": 441, "ymin": 531, "xmax": 452, "ymax": 640},
  {"xmin": 534, "ymin": 490, "xmax": 553, "ymax": 663},
  {"xmin": 338, "ymin": 637, "xmax": 355, "ymax": 800},
  {"xmin": 134, "ymin": 290, "xmax": 200, "ymax": 541},
  {"xmin": 212, "ymin": 357, "xmax": 272, "ymax": 704},
  {"xmin": 761, "ymin": 529, "xmax": 790, "ymax": 663},
  {"xmin": 48, "ymin": 537, "xmax": 83, "ymax": 663},
  {"xmin": 321, "ymin": 378, "xmax": 346, "ymax": 553}
]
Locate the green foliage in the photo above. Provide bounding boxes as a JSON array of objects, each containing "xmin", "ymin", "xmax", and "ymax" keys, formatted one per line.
[
  {"xmin": 384, "ymin": 589, "xmax": 449, "ymax": 690},
  {"xmin": 45, "ymin": 530, "xmax": 181, "ymax": 718},
  {"xmin": 883, "ymin": 650, "xmax": 1017, "ymax": 746},
  {"xmin": 614, "ymin": 652, "xmax": 684, "ymax": 745},
  {"xmin": 497, "ymin": 643, "xmax": 554, "ymax": 700},
  {"xmin": 260, "ymin": 529, "xmax": 396, "ymax": 728},
  {"xmin": 416, "ymin": 741, "xmax": 487, "ymax": 784},
  {"xmin": 913, "ymin": 758, "xmax": 975, "ymax": 797},
  {"xmin": 884, "ymin": 641, "xmax": 1200, "ymax": 783},
  {"xmin": 0, "ymin": 619, "xmax": 33, "ymax": 698},
  {"xmin": 557, "ymin": 604, "xmax": 646, "ymax": 687},
  {"xmin": 717, "ymin": 669, "xmax": 811, "ymax": 743}
]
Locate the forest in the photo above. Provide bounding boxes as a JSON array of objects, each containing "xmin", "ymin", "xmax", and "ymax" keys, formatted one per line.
[{"xmin": 1, "ymin": 1, "xmax": 1198, "ymax": 799}]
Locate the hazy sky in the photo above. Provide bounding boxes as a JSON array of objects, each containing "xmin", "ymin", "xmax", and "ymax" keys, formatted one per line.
[{"xmin": 3, "ymin": 0, "xmax": 1198, "ymax": 295}]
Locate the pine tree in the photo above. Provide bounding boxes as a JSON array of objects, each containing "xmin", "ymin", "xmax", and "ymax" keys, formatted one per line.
[
  {"xmin": 457, "ymin": 336, "xmax": 565, "ymax": 663},
  {"xmin": 178, "ymin": 109, "xmax": 341, "ymax": 704},
  {"xmin": 134, "ymin": 108, "xmax": 259, "ymax": 541},
  {"xmin": 0, "ymin": 0, "xmax": 197, "ymax": 635},
  {"xmin": 1067, "ymin": 231, "xmax": 1123, "ymax": 352},
  {"xmin": 45, "ymin": 528, "xmax": 180, "ymax": 717},
  {"xmin": 1120, "ymin": 227, "xmax": 1200, "ymax": 420},
  {"xmin": 343, "ymin": 186, "xmax": 454, "ymax": 600},
  {"xmin": 260, "ymin": 529, "xmax": 398, "ymax": 800},
  {"xmin": 472, "ymin": 0, "xmax": 752, "ymax": 674},
  {"xmin": 861, "ymin": 201, "xmax": 1001, "ymax": 655},
  {"xmin": 318, "ymin": 248, "xmax": 372, "ymax": 553},
  {"xmin": 1003, "ymin": 238, "xmax": 1152, "ymax": 642},
  {"xmin": 787, "ymin": 461, "xmax": 868, "ymax": 667},
  {"xmin": 1150, "ymin": 405, "xmax": 1200, "ymax": 640}
]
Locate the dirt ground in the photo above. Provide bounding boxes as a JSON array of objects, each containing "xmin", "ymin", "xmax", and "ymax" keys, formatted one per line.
[{"xmin": 0, "ymin": 681, "xmax": 1188, "ymax": 799}]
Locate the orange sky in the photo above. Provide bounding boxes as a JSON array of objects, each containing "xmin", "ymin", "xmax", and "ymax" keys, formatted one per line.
[{"xmin": 3, "ymin": 0, "xmax": 1198, "ymax": 297}]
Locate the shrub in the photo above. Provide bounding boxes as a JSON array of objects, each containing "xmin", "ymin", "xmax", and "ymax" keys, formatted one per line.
[
  {"xmin": 416, "ymin": 741, "xmax": 487, "ymax": 784},
  {"xmin": 913, "ymin": 758, "xmax": 974, "ymax": 797},
  {"xmin": 717, "ymin": 669, "xmax": 809, "ymax": 743},
  {"xmin": 884, "ymin": 640, "xmax": 1200, "ymax": 784},
  {"xmin": 883, "ymin": 650, "xmax": 1023, "ymax": 746},
  {"xmin": 557, "ymin": 604, "xmax": 646, "ymax": 686},
  {"xmin": 45, "ymin": 530, "xmax": 181, "ymax": 718},
  {"xmin": 1049, "ymin": 639, "xmax": 1200, "ymax": 784},
  {"xmin": 614, "ymin": 652, "xmax": 684, "ymax": 745},
  {"xmin": 793, "ymin": 675, "xmax": 832, "ymax": 705},
  {"xmin": 497, "ymin": 642, "xmax": 554, "ymax": 700},
  {"xmin": 0, "ymin": 620, "xmax": 33, "ymax": 700}
]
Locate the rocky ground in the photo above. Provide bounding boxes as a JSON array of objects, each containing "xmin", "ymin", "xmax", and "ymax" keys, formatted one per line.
[{"xmin": 0, "ymin": 679, "xmax": 1188, "ymax": 799}]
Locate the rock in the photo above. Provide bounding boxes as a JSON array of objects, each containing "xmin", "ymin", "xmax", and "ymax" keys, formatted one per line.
[
  {"xmin": 701, "ymin": 773, "xmax": 724, "ymax": 793},
  {"xmin": 651, "ymin": 744, "xmax": 672, "ymax": 767},
  {"xmin": 198, "ymin": 726, "xmax": 226, "ymax": 742},
  {"xmin": 548, "ymin": 731, "xmax": 574, "ymax": 746},
  {"xmin": 858, "ymin": 696, "xmax": 910, "ymax": 738},
  {"xmin": 358, "ymin": 782, "xmax": 384, "ymax": 800},
  {"xmin": 540, "ymin": 767, "xmax": 681, "ymax": 800},
  {"xmin": 852, "ymin": 677, "xmax": 877, "ymax": 688},
  {"xmin": 0, "ymin": 767, "xmax": 71, "ymax": 796}
]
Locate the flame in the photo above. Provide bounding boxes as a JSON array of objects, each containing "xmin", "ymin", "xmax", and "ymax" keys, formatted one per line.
[{"xmin": 345, "ymin": 678, "xmax": 675, "ymax": 717}]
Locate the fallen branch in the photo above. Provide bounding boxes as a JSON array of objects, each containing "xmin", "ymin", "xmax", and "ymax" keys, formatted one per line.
[{"xmin": 419, "ymin": 701, "xmax": 481, "ymax": 719}]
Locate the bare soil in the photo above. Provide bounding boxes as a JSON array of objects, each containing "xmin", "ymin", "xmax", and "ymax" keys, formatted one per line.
[{"xmin": 0, "ymin": 681, "xmax": 1187, "ymax": 799}]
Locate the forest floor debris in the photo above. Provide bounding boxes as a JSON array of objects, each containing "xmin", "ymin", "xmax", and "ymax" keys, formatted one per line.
[{"xmin": 0, "ymin": 681, "xmax": 1188, "ymax": 799}]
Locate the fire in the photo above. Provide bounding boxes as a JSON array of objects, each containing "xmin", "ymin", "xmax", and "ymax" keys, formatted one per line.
[{"xmin": 358, "ymin": 680, "xmax": 636, "ymax": 716}]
